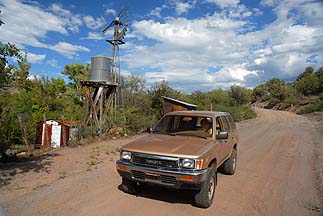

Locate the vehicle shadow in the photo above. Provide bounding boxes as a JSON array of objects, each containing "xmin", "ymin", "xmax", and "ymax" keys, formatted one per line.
[
  {"xmin": 118, "ymin": 184, "xmax": 195, "ymax": 205},
  {"xmin": 0, "ymin": 152, "xmax": 60, "ymax": 189}
]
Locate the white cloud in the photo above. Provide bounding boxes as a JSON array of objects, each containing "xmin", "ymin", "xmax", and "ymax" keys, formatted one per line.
[
  {"xmin": 132, "ymin": 13, "xmax": 246, "ymax": 49},
  {"xmin": 83, "ymin": 15, "xmax": 105, "ymax": 30},
  {"xmin": 27, "ymin": 52, "xmax": 46, "ymax": 64},
  {"xmin": 49, "ymin": 42, "xmax": 90, "ymax": 59},
  {"xmin": 49, "ymin": 3, "xmax": 83, "ymax": 33},
  {"xmin": 2, "ymin": 0, "xmax": 321, "ymax": 92},
  {"xmin": 105, "ymin": 8, "xmax": 116, "ymax": 16},
  {"xmin": 82, "ymin": 32, "xmax": 105, "ymax": 40},
  {"xmin": 0, "ymin": 0, "xmax": 84, "ymax": 48},
  {"xmin": 174, "ymin": 1, "xmax": 195, "ymax": 15},
  {"xmin": 206, "ymin": 0, "xmax": 240, "ymax": 8},
  {"xmin": 49, "ymin": 3, "xmax": 71, "ymax": 17},
  {"xmin": 148, "ymin": 4, "xmax": 169, "ymax": 18},
  {"xmin": 47, "ymin": 59, "xmax": 60, "ymax": 68},
  {"xmin": 0, "ymin": 0, "xmax": 67, "ymax": 47},
  {"xmin": 124, "ymin": 0, "xmax": 322, "ymax": 92},
  {"xmin": 149, "ymin": 6, "xmax": 164, "ymax": 18},
  {"xmin": 297, "ymin": 1, "xmax": 323, "ymax": 27}
]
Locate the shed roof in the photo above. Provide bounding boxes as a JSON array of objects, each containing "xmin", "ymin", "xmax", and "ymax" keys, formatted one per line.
[{"xmin": 161, "ymin": 96, "xmax": 197, "ymax": 108}]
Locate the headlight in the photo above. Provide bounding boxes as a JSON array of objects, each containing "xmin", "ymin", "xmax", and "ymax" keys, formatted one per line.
[
  {"xmin": 121, "ymin": 151, "xmax": 132, "ymax": 160},
  {"xmin": 182, "ymin": 158, "xmax": 195, "ymax": 168},
  {"xmin": 181, "ymin": 158, "xmax": 204, "ymax": 169}
]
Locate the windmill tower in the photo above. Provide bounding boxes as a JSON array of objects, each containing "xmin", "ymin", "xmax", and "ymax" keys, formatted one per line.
[
  {"xmin": 80, "ymin": 8, "xmax": 128, "ymax": 134},
  {"xmin": 102, "ymin": 8, "xmax": 128, "ymax": 112}
]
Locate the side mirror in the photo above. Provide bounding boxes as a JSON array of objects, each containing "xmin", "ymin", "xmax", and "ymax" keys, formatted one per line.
[
  {"xmin": 146, "ymin": 127, "xmax": 153, "ymax": 133},
  {"xmin": 217, "ymin": 131, "xmax": 228, "ymax": 139}
]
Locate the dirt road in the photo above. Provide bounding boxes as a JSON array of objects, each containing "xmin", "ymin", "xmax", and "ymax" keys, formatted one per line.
[{"xmin": 0, "ymin": 108, "xmax": 322, "ymax": 215}]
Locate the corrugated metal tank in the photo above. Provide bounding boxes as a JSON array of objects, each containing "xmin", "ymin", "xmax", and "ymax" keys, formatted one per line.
[{"xmin": 90, "ymin": 55, "xmax": 111, "ymax": 82}]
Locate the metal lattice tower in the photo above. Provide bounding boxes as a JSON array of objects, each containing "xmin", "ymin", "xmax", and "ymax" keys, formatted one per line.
[{"xmin": 102, "ymin": 8, "xmax": 128, "ymax": 114}]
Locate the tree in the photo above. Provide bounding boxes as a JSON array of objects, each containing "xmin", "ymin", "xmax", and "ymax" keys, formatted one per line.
[
  {"xmin": 266, "ymin": 78, "xmax": 287, "ymax": 102},
  {"xmin": 207, "ymin": 89, "xmax": 231, "ymax": 106},
  {"xmin": 0, "ymin": 42, "xmax": 26, "ymax": 87},
  {"xmin": 0, "ymin": 89, "xmax": 34, "ymax": 159},
  {"xmin": 295, "ymin": 74, "xmax": 320, "ymax": 96},
  {"xmin": 191, "ymin": 90, "xmax": 209, "ymax": 110},
  {"xmin": 123, "ymin": 73, "xmax": 146, "ymax": 94},
  {"xmin": 229, "ymin": 85, "xmax": 252, "ymax": 105},
  {"xmin": 122, "ymin": 73, "xmax": 146, "ymax": 107},
  {"xmin": 11, "ymin": 58, "xmax": 31, "ymax": 89},
  {"xmin": 296, "ymin": 66, "xmax": 314, "ymax": 81},
  {"xmin": 252, "ymin": 84, "xmax": 268, "ymax": 101},
  {"xmin": 62, "ymin": 63, "xmax": 90, "ymax": 90},
  {"xmin": 314, "ymin": 66, "xmax": 323, "ymax": 93},
  {"xmin": 148, "ymin": 80, "xmax": 181, "ymax": 117}
]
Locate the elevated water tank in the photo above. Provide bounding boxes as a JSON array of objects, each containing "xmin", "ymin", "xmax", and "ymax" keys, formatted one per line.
[{"xmin": 90, "ymin": 55, "xmax": 111, "ymax": 82}]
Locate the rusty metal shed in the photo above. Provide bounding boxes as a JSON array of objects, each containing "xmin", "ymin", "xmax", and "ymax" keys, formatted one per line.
[
  {"xmin": 36, "ymin": 120, "xmax": 70, "ymax": 148},
  {"xmin": 161, "ymin": 96, "xmax": 197, "ymax": 115}
]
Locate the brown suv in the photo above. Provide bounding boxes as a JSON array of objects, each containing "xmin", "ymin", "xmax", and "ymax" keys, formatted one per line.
[{"xmin": 116, "ymin": 111, "xmax": 239, "ymax": 208}]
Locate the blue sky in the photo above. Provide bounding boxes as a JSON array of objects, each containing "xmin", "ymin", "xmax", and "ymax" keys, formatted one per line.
[{"xmin": 0, "ymin": 0, "xmax": 322, "ymax": 93}]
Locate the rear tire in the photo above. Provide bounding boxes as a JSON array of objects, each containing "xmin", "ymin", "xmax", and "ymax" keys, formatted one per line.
[
  {"xmin": 222, "ymin": 148, "xmax": 237, "ymax": 175},
  {"xmin": 121, "ymin": 178, "xmax": 143, "ymax": 194},
  {"xmin": 194, "ymin": 168, "xmax": 217, "ymax": 208}
]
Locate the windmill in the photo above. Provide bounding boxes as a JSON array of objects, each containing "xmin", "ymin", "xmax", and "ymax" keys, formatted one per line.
[
  {"xmin": 102, "ymin": 8, "xmax": 128, "ymax": 112},
  {"xmin": 80, "ymin": 8, "xmax": 128, "ymax": 133}
]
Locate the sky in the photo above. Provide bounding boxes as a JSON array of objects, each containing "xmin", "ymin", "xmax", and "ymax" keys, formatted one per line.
[{"xmin": 0, "ymin": 0, "xmax": 322, "ymax": 93}]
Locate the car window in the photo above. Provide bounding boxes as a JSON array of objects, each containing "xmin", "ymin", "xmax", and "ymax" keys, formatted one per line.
[
  {"xmin": 215, "ymin": 117, "xmax": 223, "ymax": 133},
  {"xmin": 220, "ymin": 115, "xmax": 230, "ymax": 131},
  {"xmin": 227, "ymin": 114, "xmax": 236, "ymax": 129},
  {"xmin": 154, "ymin": 116, "xmax": 172, "ymax": 133},
  {"xmin": 154, "ymin": 115, "xmax": 213, "ymax": 138}
]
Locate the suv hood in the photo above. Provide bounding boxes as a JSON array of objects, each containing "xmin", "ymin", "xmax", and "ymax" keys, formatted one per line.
[{"xmin": 122, "ymin": 134, "xmax": 212, "ymax": 158}]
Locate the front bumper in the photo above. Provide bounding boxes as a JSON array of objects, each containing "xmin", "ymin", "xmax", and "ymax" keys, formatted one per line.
[{"xmin": 116, "ymin": 160, "xmax": 208, "ymax": 190}]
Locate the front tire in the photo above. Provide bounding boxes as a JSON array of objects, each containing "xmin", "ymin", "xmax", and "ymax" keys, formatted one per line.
[
  {"xmin": 222, "ymin": 148, "xmax": 237, "ymax": 175},
  {"xmin": 121, "ymin": 178, "xmax": 143, "ymax": 194},
  {"xmin": 194, "ymin": 168, "xmax": 217, "ymax": 208}
]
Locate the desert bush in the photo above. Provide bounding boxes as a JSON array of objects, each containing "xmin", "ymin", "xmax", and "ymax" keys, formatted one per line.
[
  {"xmin": 296, "ymin": 74, "xmax": 320, "ymax": 96},
  {"xmin": 282, "ymin": 87, "xmax": 302, "ymax": 107},
  {"xmin": 297, "ymin": 100, "xmax": 323, "ymax": 114},
  {"xmin": 229, "ymin": 85, "xmax": 252, "ymax": 105},
  {"xmin": 214, "ymin": 104, "xmax": 256, "ymax": 122},
  {"xmin": 266, "ymin": 78, "xmax": 288, "ymax": 101},
  {"xmin": 252, "ymin": 84, "xmax": 268, "ymax": 101}
]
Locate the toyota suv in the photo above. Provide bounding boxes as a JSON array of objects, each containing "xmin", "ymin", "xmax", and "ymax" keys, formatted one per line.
[{"xmin": 116, "ymin": 110, "xmax": 239, "ymax": 208}]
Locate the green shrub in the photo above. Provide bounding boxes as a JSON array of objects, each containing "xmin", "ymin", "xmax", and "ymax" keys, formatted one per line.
[
  {"xmin": 297, "ymin": 100, "xmax": 323, "ymax": 114},
  {"xmin": 214, "ymin": 104, "xmax": 256, "ymax": 122},
  {"xmin": 282, "ymin": 88, "xmax": 302, "ymax": 107},
  {"xmin": 296, "ymin": 74, "xmax": 320, "ymax": 96},
  {"xmin": 229, "ymin": 85, "xmax": 252, "ymax": 105}
]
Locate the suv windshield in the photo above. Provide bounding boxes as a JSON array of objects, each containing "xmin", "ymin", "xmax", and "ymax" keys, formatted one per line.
[{"xmin": 153, "ymin": 115, "xmax": 213, "ymax": 138}]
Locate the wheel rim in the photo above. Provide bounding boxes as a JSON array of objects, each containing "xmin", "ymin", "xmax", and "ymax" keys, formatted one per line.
[
  {"xmin": 232, "ymin": 154, "xmax": 236, "ymax": 170},
  {"xmin": 208, "ymin": 176, "xmax": 215, "ymax": 200}
]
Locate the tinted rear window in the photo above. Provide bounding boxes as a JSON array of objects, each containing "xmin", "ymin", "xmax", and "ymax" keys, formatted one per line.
[
  {"xmin": 226, "ymin": 114, "xmax": 236, "ymax": 129},
  {"xmin": 220, "ymin": 116, "xmax": 230, "ymax": 131}
]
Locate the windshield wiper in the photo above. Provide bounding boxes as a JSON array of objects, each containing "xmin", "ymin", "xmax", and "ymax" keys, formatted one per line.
[
  {"xmin": 189, "ymin": 134, "xmax": 208, "ymax": 139},
  {"xmin": 175, "ymin": 133, "xmax": 208, "ymax": 139},
  {"xmin": 168, "ymin": 132, "xmax": 207, "ymax": 139}
]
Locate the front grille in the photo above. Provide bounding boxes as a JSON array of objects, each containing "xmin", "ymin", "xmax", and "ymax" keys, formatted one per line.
[
  {"xmin": 132, "ymin": 154, "xmax": 178, "ymax": 169},
  {"xmin": 131, "ymin": 170, "xmax": 177, "ymax": 185},
  {"xmin": 160, "ymin": 175, "xmax": 177, "ymax": 184},
  {"xmin": 132, "ymin": 170, "xmax": 145, "ymax": 180}
]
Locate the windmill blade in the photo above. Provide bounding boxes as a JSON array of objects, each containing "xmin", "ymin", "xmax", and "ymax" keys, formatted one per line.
[
  {"xmin": 118, "ymin": 7, "xmax": 128, "ymax": 24},
  {"xmin": 102, "ymin": 20, "xmax": 114, "ymax": 33},
  {"xmin": 118, "ymin": 8, "xmax": 126, "ymax": 19}
]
